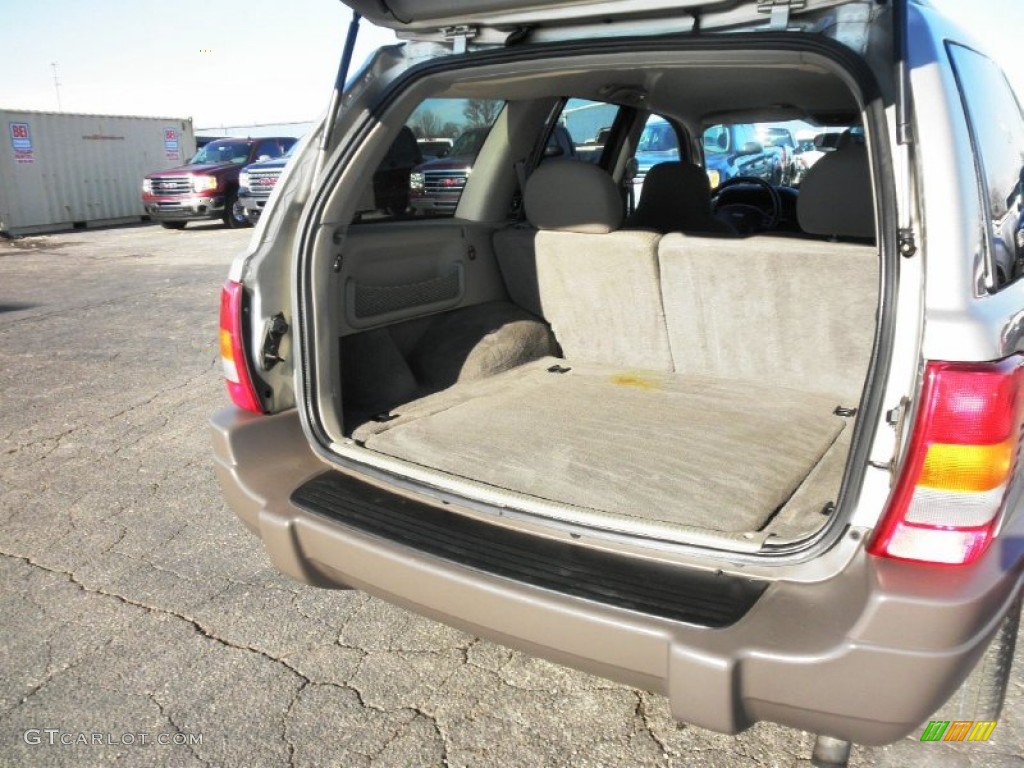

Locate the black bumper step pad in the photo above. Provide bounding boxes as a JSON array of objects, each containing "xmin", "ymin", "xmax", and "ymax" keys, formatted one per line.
[{"xmin": 291, "ymin": 471, "xmax": 767, "ymax": 628}]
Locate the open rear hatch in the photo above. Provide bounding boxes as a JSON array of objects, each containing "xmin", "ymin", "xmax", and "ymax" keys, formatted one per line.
[
  {"xmin": 341, "ymin": 0, "xmax": 860, "ymax": 37},
  {"xmin": 296, "ymin": 0, "xmax": 887, "ymax": 557}
]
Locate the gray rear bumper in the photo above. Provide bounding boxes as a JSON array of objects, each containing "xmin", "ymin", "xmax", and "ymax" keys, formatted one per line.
[{"xmin": 211, "ymin": 406, "xmax": 1023, "ymax": 745}]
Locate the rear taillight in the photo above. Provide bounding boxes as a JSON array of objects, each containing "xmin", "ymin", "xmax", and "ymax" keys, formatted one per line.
[
  {"xmin": 869, "ymin": 358, "xmax": 1024, "ymax": 565},
  {"xmin": 219, "ymin": 280, "xmax": 264, "ymax": 414}
]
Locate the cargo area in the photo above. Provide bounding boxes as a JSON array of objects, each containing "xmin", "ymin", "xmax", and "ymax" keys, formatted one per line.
[
  {"xmin": 306, "ymin": 45, "xmax": 881, "ymax": 549},
  {"xmin": 349, "ymin": 353, "xmax": 855, "ymax": 541},
  {"xmin": 336, "ymin": 226, "xmax": 877, "ymax": 545}
]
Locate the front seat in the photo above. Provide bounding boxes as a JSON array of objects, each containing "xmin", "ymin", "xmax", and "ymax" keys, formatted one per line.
[
  {"xmin": 797, "ymin": 132, "xmax": 874, "ymax": 240},
  {"xmin": 627, "ymin": 162, "xmax": 735, "ymax": 235}
]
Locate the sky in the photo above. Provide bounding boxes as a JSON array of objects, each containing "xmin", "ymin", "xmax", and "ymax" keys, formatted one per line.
[
  {"xmin": 0, "ymin": 0, "xmax": 1021, "ymax": 130},
  {"xmin": 0, "ymin": 0, "xmax": 397, "ymax": 129}
]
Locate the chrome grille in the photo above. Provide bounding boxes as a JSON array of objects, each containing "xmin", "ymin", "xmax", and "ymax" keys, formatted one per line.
[
  {"xmin": 422, "ymin": 170, "xmax": 468, "ymax": 206},
  {"xmin": 150, "ymin": 176, "xmax": 192, "ymax": 195},
  {"xmin": 246, "ymin": 170, "xmax": 281, "ymax": 197}
]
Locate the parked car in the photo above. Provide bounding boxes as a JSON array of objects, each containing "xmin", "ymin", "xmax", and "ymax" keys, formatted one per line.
[
  {"xmin": 212, "ymin": 1, "xmax": 1024, "ymax": 763},
  {"xmin": 631, "ymin": 116, "xmax": 682, "ymax": 196},
  {"xmin": 142, "ymin": 137, "xmax": 295, "ymax": 229},
  {"xmin": 408, "ymin": 126, "xmax": 489, "ymax": 215},
  {"xmin": 417, "ymin": 137, "xmax": 453, "ymax": 160},
  {"xmin": 702, "ymin": 122, "xmax": 787, "ymax": 188},
  {"xmin": 237, "ymin": 144, "xmax": 297, "ymax": 225},
  {"xmin": 758, "ymin": 125, "xmax": 798, "ymax": 184}
]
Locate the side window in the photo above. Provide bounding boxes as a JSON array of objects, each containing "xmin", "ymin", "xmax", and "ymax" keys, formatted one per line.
[
  {"xmin": 227, "ymin": 143, "xmax": 252, "ymax": 164},
  {"xmin": 354, "ymin": 97, "xmax": 504, "ymax": 222},
  {"xmin": 948, "ymin": 43, "xmax": 1024, "ymax": 288},
  {"xmin": 558, "ymin": 98, "xmax": 621, "ymax": 164}
]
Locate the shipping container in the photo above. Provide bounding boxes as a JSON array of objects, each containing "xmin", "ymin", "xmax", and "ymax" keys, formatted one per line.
[{"xmin": 0, "ymin": 109, "xmax": 195, "ymax": 235}]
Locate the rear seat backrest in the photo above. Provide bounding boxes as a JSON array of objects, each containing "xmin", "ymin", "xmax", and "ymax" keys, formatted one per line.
[
  {"xmin": 495, "ymin": 159, "xmax": 673, "ymax": 371},
  {"xmin": 658, "ymin": 140, "xmax": 878, "ymax": 401},
  {"xmin": 658, "ymin": 235, "xmax": 877, "ymax": 401}
]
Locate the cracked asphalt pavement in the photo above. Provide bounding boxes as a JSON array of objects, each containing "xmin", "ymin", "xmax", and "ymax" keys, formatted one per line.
[{"xmin": 1, "ymin": 224, "xmax": 1022, "ymax": 767}]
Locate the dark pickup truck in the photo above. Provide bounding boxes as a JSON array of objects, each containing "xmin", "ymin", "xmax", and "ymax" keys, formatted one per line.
[
  {"xmin": 142, "ymin": 137, "xmax": 295, "ymax": 229},
  {"xmin": 237, "ymin": 144, "xmax": 296, "ymax": 225},
  {"xmin": 408, "ymin": 127, "xmax": 490, "ymax": 216}
]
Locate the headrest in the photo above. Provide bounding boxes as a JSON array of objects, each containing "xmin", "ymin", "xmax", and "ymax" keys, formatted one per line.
[
  {"xmin": 524, "ymin": 159, "xmax": 623, "ymax": 234},
  {"xmin": 629, "ymin": 162, "xmax": 721, "ymax": 233},
  {"xmin": 643, "ymin": 162, "xmax": 713, "ymax": 208},
  {"xmin": 797, "ymin": 143, "xmax": 874, "ymax": 240},
  {"xmin": 835, "ymin": 128, "xmax": 865, "ymax": 150}
]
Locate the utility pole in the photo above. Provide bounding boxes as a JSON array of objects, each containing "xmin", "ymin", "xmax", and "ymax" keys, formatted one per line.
[{"xmin": 51, "ymin": 62, "xmax": 62, "ymax": 111}]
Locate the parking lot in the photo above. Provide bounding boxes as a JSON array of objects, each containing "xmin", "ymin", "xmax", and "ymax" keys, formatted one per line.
[{"xmin": 1, "ymin": 223, "xmax": 1021, "ymax": 767}]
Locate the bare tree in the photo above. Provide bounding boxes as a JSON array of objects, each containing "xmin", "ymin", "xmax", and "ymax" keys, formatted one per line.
[
  {"xmin": 410, "ymin": 109, "xmax": 442, "ymax": 138},
  {"xmin": 442, "ymin": 122, "xmax": 461, "ymax": 139},
  {"xmin": 462, "ymin": 99, "xmax": 501, "ymax": 128}
]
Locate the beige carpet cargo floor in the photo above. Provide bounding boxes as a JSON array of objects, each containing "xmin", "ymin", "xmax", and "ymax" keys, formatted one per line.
[{"xmin": 353, "ymin": 359, "xmax": 850, "ymax": 534}]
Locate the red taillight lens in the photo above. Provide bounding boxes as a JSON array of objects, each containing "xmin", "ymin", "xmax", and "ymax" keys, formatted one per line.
[
  {"xmin": 219, "ymin": 280, "xmax": 264, "ymax": 414},
  {"xmin": 869, "ymin": 358, "xmax": 1024, "ymax": 565}
]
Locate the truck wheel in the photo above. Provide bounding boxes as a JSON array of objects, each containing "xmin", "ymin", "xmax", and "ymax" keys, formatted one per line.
[
  {"xmin": 951, "ymin": 593, "xmax": 1021, "ymax": 721},
  {"xmin": 160, "ymin": 222, "xmax": 186, "ymax": 230},
  {"xmin": 223, "ymin": 192, "xmax": 249, "ymax": 229}
]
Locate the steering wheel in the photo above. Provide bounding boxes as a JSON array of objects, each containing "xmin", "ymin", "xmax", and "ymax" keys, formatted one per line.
[{"xmin": 711, "ymin": 175, "xmax": 783, "ymax": 233}]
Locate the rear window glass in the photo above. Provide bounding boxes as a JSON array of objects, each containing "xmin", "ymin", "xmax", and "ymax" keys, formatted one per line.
[{"xmin": 948, "ymin": 43, "xmax": 1024, "ymax": 289}]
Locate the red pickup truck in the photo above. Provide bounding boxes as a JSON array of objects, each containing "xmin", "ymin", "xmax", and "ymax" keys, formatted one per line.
[{"xmin": 142, "ymin": 137, "xmax": 295, "ymax": 229}]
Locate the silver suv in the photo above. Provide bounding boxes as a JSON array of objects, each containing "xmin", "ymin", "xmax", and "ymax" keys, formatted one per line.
[{"xmin": 211, "ymin": 1, "xmax": 1024, "ymax": 760}]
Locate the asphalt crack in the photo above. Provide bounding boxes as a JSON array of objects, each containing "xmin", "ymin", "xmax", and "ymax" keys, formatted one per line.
[
  {"xmin": 283, "ymin": 679, "xmax": 309, "ymax": 768},
  {"xmin": 0, "ymin": 551, "xmax": 311, "ymax": 702},
  {"xmin": 4, "ymin": 358, "xmax": 218, "ymax": 465},
  {"xmin": 2, "ymin": 631, "xmax": 119, "ymax": 721},
  {"xmin": 151, "ymin": 691, "xmax": 212, "ymax": 768},
  {"xmin": 634, "ymin": 690, "xmax": 672, "ymax": 759},
  {"xmin": 2, "ymin": 550, "xmax": 455, "ymax": 766},
  {"xmin": 412, "ymin": 706, "xmax": 451, "ymax": 768},
  {"xmin": 289, "ymin": 590, "xmax": 346, "ymax": 633}
]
